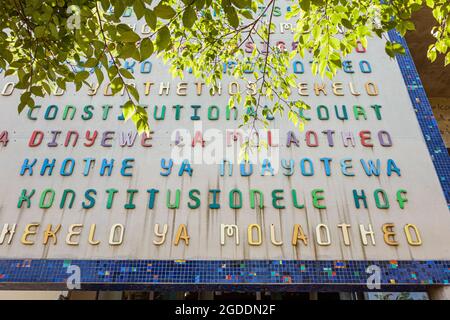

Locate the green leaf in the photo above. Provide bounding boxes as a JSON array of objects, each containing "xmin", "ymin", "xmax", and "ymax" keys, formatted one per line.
[
  {"xmin": 182, "ymin": 6, "xmax": 197, "ymax": 28},
  {"xmin": 18, "ymin": 92, "xmax": 34, "ymax": 113},
  {"xmin": 224, "ymin": 6, "xmax": 239, "ymax": 28},
  {"xmin": 113, "ymin": 1, "xmax": 126, "ymax": 18},
  {"xmin": 341, "ymin": 19, "xmax": 353, "ymax": 29},
  {"xmin": 4, "ymin": 68, "xmax": 16, "ymax": 77},
  {"xmin": 299, "ymin": 0, "xmax": 310, "ymax": 11},
  {"xmin": 154, "ymin": 3, "xmax": 176, "ymax": 19},
  {"xmin": 118, "ymin": 43, "xmax": 139, "ymax": 58},
  {"xmin": 31, "ymin": 86, "xmax": 44, "ymax": 97},
  {"xmin": 196, "ymin": 0, "xmax": 206, "ymax": 10},
  {"xmin": 34, "ymin": 26, "xmax": 46, "ymax": 38},
  {"xmin": 120, "ymin": 31, "xmax": 141, "ymax": 43},
  {"xmin": 155, "ymin": 26, "xmax": 171, "ymax": 51},
  {"xmin": 240, "ymin": 9, "xmax": 253, "ymax": 19},
  {"xmin": 385, "ymin": 41, "xmax": 405, "ymax": 58},
  {"xmin": 56, "ymin": 77, "xmax": 67, "ymax": 90},
  {"xmin": 133, "ymin": 0, "xmax": 146, "ymax": 19},
  {"xmin": 111, "ymin": 77, "xmax": 124, "ymax": 94},
  {"xmin": 122, "ymin": 100, "xmax": 135, "ymax": 121},
  {"xmin": 84, "ymin": 58, "xmax": 98, "ymax": 68},
  {"xmin": 94, "ymin": 68, "xmax": 105, "ymax": 85},
  {"xmin": 427, "ymin": 46, "xmax": 437, "ymax": 62},
  {"xmin": 445, "ymin": 53, "xmax": 450, "ymax": 67},
  {"xmin": 127, "ymin": 84, "xmax": 140, "ymax": 101},
  {"xmin": 20, "ymin": 91, "xmax": 31, "ymax": 104},
  {"xmin": 231, "ymin": 0, "xmax": 251, "ymax": 9},
  {"xmin": 140, "ymin": 38, "xmax": 154, "ymax": 60},
  {"xmin": 107, "ymin": 66, "xmax": 118, "ymax": 79},
  {"xmin": 75, "ymin": 71, "xmax": 90, "ymax": 82},
  {"xmin": 145, "ymin": 9, "xmax": 157, "ymax": 29},
  {"xmin": 119, "ymin": 68, "xmax": 134, "ymax": 79},
  {"xmin": 100, "ymin": 0, "xmax": 110, "ymax": 11},
  {"xmin": 49, "ymin": 23, "xmax": 58, "ymax": 37}
]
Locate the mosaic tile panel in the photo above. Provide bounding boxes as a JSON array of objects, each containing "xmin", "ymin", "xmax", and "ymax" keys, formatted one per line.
[{"xmin": 0, "ymin": 259, "xmax": 448, "ymax": 290}]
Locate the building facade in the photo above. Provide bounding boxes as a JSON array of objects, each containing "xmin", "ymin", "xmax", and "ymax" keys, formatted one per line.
[{"xmin": 0, "ymin": 2, "xmax": 449, "ymax": 300}]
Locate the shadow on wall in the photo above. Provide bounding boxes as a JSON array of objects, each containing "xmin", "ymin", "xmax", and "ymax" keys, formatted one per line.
[{"xmin": 406, "ymin": 8, "xmax": 450, "ymax": 150}]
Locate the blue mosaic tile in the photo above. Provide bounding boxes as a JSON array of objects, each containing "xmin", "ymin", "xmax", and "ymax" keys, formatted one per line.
[
  {"xmin": 388, "ymin": 30, "xmax": 450, "ymax": 209},
  {"xmin": 0, "ymin": 259, "xmax": 448, "ymax": 289}
]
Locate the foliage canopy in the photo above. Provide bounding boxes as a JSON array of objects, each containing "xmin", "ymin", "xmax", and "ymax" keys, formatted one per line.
[{"xmin": 1, "ymin": 0, "xmax": 449, "ymax": 134}]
